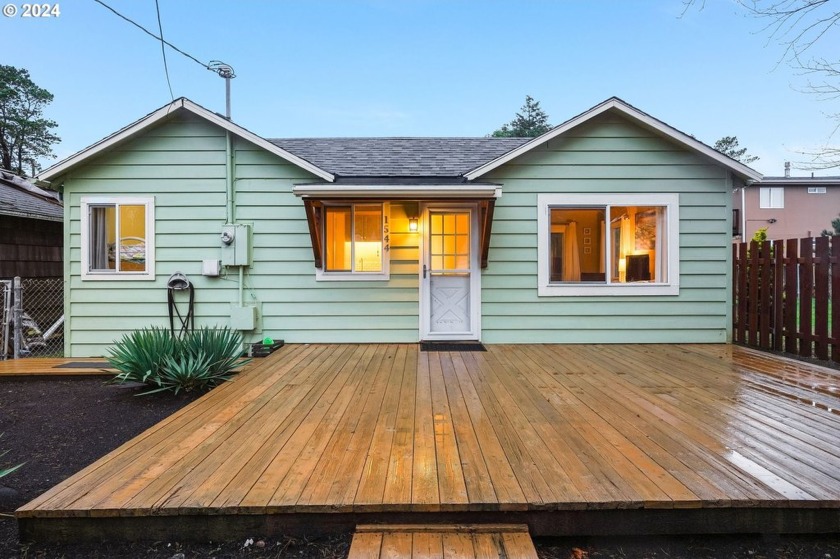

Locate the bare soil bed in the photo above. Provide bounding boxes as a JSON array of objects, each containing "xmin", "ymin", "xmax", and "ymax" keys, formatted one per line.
[{"xmin": 0, "ymin": 375, "xmax": 837, "ymax": 558}]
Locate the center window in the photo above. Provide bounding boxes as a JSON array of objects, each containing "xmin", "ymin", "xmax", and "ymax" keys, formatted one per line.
[
  {"xmin": 323, "ymin": 203, "xmax": 386, "ymax": 276},
  {"xmin": 537, "ymin": 194, "xmax": 679, "ymax": 296}
]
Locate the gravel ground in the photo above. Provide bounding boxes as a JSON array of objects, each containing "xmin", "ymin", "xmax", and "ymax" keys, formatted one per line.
[{"xmin": 0, "ymin": 375, "xmax": 837, "ymax": 558}]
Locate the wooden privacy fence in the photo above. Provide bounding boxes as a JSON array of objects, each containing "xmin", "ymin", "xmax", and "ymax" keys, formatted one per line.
[{"xmin": 733, "ymin": 236, "xmax": 840, "ymax": 363}]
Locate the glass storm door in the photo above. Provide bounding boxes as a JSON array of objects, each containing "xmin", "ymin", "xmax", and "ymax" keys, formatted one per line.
[{"xmin": 420, "ymin": 206, "xmax": 480, "ymax": 340}]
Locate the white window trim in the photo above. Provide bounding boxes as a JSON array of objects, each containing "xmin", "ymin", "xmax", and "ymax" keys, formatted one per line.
[
  {"xmin": 537, "ymin": 193, "xmax": 680, "ymax": 296},
  {"xmin": 759, "ymin": 187, "xmax": 784, "ymax": 209},
  {"xmin": 80, "ymin": 196, "xmax": 156, "ymax": 281},
  {"xmin": 315, "ymin": 201, "xmax": 390, "ymax": 282}
]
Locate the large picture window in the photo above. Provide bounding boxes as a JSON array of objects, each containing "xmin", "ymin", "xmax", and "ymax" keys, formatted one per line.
[
  {"xmin": 537, "ymin": 194, "xmax": 679, "ymax": 296},
  {"xmin": 319, "ymin": 203, "xmax": 389, "ymax": 280},
  {"xmin": 80, "ymin": 197, "xmax": 155, "ymax": 280}
]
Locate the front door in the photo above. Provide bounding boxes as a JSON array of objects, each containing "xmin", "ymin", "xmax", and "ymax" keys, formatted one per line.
[{"xmin": 420, "ymin": 204, "xmax": 480, "ymax": 341}]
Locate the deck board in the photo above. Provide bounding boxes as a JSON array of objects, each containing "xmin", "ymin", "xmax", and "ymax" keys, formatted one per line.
[
  {"xmin": 16, "ymin": 343, "xmax": 840, "ymax": 538},
  {"xmin": 0, "ymin": 357, "xmax": 113, "ymax": 375}
]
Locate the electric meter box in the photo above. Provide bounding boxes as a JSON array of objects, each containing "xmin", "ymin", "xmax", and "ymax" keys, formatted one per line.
[{"xmin": 220, "ymin": 224, "xmax": 252, "ymax": 266}]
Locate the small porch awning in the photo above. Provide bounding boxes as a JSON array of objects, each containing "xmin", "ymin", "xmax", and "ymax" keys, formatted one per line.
[{"xmin": 293, "ymin": 182, "xmax": 500, "ymax": 269}]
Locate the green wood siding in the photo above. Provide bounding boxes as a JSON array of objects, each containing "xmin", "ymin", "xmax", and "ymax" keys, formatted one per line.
[
  {"xmin": 481, "ymin": 113, "xmax": 733, "ymax": 343},
  {"xmin": 62, "ymin": 110, "xmax": 733, "ymax": 355},
  {"xmin": 63, "ymin": 114, "xmax": 419, "ymax": 356}
]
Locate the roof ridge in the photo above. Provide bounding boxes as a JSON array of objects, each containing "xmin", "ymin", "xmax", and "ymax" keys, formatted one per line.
[{"xmin": 269, "ymin": 137, "xmax": 530, "ymax": 141}]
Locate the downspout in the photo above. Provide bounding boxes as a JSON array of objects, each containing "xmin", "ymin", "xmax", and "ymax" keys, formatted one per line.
[
  {"xmin": 226, "ymin": 131, "xmax": 234, "ymax": 224},
  {"xmin": 741, "ymin": 183, "xmax": 748, "ymax": 240},
  {"xmin": 225, "ymin": 130, "xmax": 245, "ymax": 308}
]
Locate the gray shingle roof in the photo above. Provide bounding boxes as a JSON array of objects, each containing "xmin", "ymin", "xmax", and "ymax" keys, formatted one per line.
[
  {"xmin": 269, "ymin": 138, "xmax": 531, "ymax": 178},
  {"xmin": 0, "ymin": 171, "xmax": 63, "ymax": 221}
]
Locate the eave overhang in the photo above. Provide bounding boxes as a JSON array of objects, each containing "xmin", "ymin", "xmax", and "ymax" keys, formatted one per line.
[
  {"xmin": 292, "ymin": 183, "xmax": 501, "ymax": 199},
  {"xmin": 295, "ymin": 183, "xmax": 499, "ymax": 269}
]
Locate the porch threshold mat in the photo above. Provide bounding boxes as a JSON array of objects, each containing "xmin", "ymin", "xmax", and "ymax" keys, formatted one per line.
[
  {"xmin": 53, "ymin": 362, "xmax": 114, "ymax": 369},
  {"xmin": 420, "ymin": 341, "xmax": 486, "ymax": 352}
]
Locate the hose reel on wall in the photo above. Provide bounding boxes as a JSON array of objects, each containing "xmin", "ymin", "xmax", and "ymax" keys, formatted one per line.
[{"xmin": 167, "ymin": 272, "xmax": 194, "ymax": 339}]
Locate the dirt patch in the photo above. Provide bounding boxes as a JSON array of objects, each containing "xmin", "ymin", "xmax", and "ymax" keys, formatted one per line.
[
  {"xmin": 0, "ymin": 376, "xmax": 838, "ymax": 558},
  {"xmin": 0, "ymin": 376, "xmax": 341, "ymax": 558}
]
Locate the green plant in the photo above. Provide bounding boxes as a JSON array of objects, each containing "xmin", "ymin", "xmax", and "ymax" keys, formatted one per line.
[
  {"xmin": 148, "ymin": 351, "xmax": 215, "ymax": 395},
  {"xmin": 182, "ymin": 326, "xmax": 247, "ymax": 377},
  {"xmin": 107, "ymin": 326, "xmax": 177, "ymax": 385},
  {"xmin": 752, "ymin": 227, "xmax": 768, "ymax": 244},
  {"xmin": 108, "ymin": 326, "xmax": 248, "ymax": 395},
  {"xmin": 0, "ymin": 434, "xmax": 23, "ymax": 479}
]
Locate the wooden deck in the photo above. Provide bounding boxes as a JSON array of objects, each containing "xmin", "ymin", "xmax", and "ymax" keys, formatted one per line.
[
  {"xmin": 17, "ymin": 343, "xmax": 840, "ymax": 541},
  {"xmin": 0, "ymin": 358, "xmax": 113, "ymax": 376}
]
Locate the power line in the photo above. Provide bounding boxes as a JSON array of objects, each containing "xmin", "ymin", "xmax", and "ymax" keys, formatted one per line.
[
  {"xmin": 154, "ymin": 0, "xmax": 174, "ymax": 100},
  {"xmin": 92, "ymin": 0, "xmax": 211, "ymax": 71}
]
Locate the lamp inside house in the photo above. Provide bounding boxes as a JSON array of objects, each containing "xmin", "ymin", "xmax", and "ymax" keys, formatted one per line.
[{"xmin": 409, "ymin": 217, "xmax": 418, "ymax": 232}]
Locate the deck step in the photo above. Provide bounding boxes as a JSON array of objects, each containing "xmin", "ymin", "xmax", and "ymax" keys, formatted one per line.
[{"xmin": 349, "ymin": 524, "xmax": 537, "ymax": 559}]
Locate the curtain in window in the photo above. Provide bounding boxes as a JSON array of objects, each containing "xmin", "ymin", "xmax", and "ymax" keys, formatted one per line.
[
  {"xmin": 655, "ymin": 207, "xmax": 666, "ymax": 282},
  {"xmin": 90, "ymin": 207, "xmax": 109, "ymax": 270},
  {"xmin": 563, "ymin": 221, "xmax": 581, "ymax": 282}
]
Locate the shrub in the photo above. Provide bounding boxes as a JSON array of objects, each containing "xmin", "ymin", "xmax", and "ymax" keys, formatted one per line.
[{"xmin": 108, "ymin": 326, "xmax": 248, "ymax": 395}]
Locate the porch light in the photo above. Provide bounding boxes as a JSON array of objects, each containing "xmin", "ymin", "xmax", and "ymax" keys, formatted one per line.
[{"xmin": 409, "ymin": 217, "xmax": 418, "ymax": 232}]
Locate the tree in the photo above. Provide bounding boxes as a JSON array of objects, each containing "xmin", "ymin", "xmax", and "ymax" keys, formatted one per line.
[
  {"xmin": 0, "ymin": 65, "xmax": 60, "ymax": 177},
  {"xmin": 491, "ymin": 95, "xmax": 552, "ymax": 137},
  {"xmin": 821, "ymin": 214, "xmax": 840, "ymax": 236},
  {"xmin": 713, "ymin": 136, "xmax": 760, "ymax": 164},
  {"xmin": 683, "ymin": 0, "xmax": 839, "ymax": 169}
]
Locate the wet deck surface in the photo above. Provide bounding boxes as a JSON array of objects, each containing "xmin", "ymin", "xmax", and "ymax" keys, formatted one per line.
[{"xmin": 16, "ymin": 344, "xmax": 840, "ymax": 538}]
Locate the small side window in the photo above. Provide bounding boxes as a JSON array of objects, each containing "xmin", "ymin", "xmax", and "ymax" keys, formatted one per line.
[{"xmin": 81, "ymin": 197, "xmax": 155, "ymax": 280}]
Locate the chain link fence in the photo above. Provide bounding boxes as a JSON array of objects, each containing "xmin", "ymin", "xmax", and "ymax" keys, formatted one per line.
[{"xmin": 1, "ymin": 277, "xmax": 64, "ymax": 359}]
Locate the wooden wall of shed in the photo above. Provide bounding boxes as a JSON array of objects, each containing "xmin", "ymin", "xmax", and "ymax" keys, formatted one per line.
[{"xmin": 0, "ymin": 216, "xmax": 63, "ymax": 278}]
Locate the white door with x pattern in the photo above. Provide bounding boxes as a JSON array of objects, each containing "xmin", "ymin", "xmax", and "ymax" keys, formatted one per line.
[{"xmin": 420, "ymin": 205, "xmax": 480, "ymax": 341}]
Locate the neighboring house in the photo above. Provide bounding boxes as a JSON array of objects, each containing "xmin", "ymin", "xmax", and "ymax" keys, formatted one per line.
[
  {"xmin": 0, "ymin": 170, "xmax": 63, "ymax": 278},
  {"xmin": 732, "ymin": 163, "xmax": 840, "ymax": 241},
  {"xmin": 36, "ymin": 97, "xmax": 760, "ymax": 357}
]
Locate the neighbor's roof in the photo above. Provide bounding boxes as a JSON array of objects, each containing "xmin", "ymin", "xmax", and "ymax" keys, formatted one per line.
[
  {"xmin": 270, "ymin": 137, "xmax": 529, "ymax": 178},
  {"xmin": 37, "ymin": 98, "xmax": 335, "ymax": 183},
  {"xmin": 760, "ymin": 175, "xmax": 840, "ymax": 185},
  {"xmin": 0, "ymin": 171, "xmax": 63, "ymax": 222}
]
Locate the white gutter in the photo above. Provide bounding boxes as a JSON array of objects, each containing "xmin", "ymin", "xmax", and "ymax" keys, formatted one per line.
[
  {"xmin": 293, "ymin": 183, "xmax": 501, "ymax": 199},
  {"xmin": 741, "ymin": 186, "xmax": 747, "ymax": 240}
]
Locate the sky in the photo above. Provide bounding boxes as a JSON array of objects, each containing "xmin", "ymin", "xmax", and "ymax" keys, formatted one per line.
[{"xmin": 3, "ymin": 0, "xmax": 839, "ymax": 177}]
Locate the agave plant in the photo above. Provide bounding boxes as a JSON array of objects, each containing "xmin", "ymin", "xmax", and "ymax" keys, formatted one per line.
[
  {"xmin": 147, "ymin": 351, "xmax": 216, "ymax": 395},
  {"xmin": 182, "ymin": 326, "xmax": 247, "ymax": 377},
  {"xmin": 107, "ymin": 326, "xmax": 177, "ymax": 384},
  {"xmin": 108, "ymin": 325, "xmax": 248, "ymax": 395}
]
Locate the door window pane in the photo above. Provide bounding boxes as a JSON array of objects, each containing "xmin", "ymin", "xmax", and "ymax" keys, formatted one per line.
[{"xmin": 429, "ymin": 211, "xmax": 470, "ymax": 272}]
